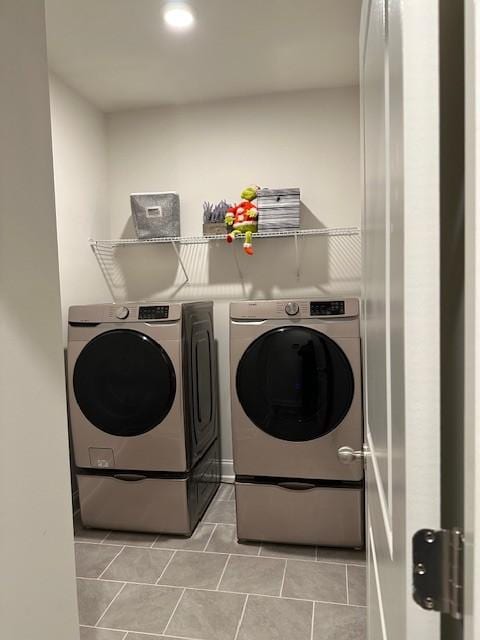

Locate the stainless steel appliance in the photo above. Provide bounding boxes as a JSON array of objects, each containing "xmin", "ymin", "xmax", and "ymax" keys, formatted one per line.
[
  {"xmin": 68, "ymin": 301, "xmax": 220, "ymax": 535},
  {"xmin": 230, "ymin": 298, "xmax": 363, "ymax": 547}
]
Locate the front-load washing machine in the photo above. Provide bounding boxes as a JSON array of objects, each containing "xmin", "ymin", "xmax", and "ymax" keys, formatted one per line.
[
  {"xmin": 68, "ymin": 301, "xmax": 220, "ymax": 535},
  {"xmin": 230, "ymin": 298, "xmax": 363, "ymax": 547}
]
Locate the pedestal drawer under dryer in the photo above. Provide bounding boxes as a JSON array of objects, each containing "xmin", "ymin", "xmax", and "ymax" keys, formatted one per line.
[{"xmin": 235, "ymin": 480, "xmax": 364, "ymax": 548}]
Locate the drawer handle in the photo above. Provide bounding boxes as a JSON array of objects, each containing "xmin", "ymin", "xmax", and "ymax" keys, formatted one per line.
[
  {"xmin": 277, "ymin": 481, "xmax": 316, "ymax": 491},
  {"xmin": 113, "ymin": 473, "xmax": 147, "ymax": 482}
]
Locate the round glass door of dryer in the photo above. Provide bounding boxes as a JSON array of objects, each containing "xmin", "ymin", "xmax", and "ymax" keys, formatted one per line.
[
  {"xmin": 73, "ymin": 329, "xmax": 176, "ymax": 437},
  {"xmin": 236, "ymin": 327, "xmax": 354, "ymax": 442}
]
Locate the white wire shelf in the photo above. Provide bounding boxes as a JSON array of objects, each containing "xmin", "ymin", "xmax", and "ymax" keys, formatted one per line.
[
  {"xmin": 89, "ymin": 226, "xmax": 360, "ymax": 249},
  {"xmin": 89, "ymin": 225, "xmax": 361, "ymax": 296}
]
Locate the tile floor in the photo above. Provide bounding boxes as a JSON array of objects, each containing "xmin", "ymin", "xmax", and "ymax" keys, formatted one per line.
[{"xmin": 75, "ymin": 483, "xmax": 367, "ymax": 640}]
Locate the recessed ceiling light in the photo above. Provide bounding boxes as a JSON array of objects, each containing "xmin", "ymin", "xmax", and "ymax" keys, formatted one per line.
[{"xmin": 163, "ymin": 2, "xmax": 195, "ymax": 30}]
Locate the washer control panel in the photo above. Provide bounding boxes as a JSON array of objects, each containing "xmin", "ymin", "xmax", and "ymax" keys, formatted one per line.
[
  {"xmin": 285, "ymin": 301, "xmax": 300, "ymax": 316},
  {"xmin": 138, "ymin": 305, "xmax": 169, "ymax": 320},
  {"xmin": 115, "ymin": 306, "xmax": 130, "ymax": 320},
  {"xmin": 310, "ymin": 300, "xmax": 345, "ymax": 316}
]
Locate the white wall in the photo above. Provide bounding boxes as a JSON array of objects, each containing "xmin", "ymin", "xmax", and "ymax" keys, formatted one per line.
[
  {"xmin": 49, "ymin": 73, "xmax": 110, "ymax": 343},
  {"xmin": 106, "ymin": 87, "xmax": 361, "ymax": 462},
  {"xmin": 108, "ymin": 87, "xmax": 360, "ymax": 236},
  {"xmin": 0, "ymin": 1, "xmax": 79, "ymax": 638}
]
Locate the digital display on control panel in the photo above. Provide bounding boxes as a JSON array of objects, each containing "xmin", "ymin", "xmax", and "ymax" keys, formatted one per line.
[
  {"xmin": 310, "ymin": 301, "xmax": 345, "ymax": 316},
  {"xmin": 138, "ymin": 305, "xmax": 169, "ymax": 320}
]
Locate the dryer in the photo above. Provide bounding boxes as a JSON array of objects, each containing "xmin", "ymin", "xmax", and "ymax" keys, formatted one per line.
[
  {"xmin": 68, "ymin": 301, "xmax": 220, "ymax": 535},
  {"xmin": 230, "ymin": 298, "xmax": 363, "ymax": 547}
]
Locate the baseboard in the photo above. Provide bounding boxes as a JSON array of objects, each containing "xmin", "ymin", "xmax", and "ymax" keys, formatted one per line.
[{"xmin": 221, "ymin": 459, "xmax": 234, "ymax": 483}]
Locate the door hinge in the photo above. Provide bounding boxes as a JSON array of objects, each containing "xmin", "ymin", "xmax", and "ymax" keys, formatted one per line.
[{"xmin": 412, "ymin": 528, "xmax": 463, "ymax": 620}]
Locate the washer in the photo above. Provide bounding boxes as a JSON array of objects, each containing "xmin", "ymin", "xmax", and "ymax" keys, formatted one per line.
[
  {"xmin": 230, "ymin": 298, "xmax": 363, "ymax": 547},
  {"xmin": 68, "ymin": 301, "xmax": 220, "ymax": 535}
]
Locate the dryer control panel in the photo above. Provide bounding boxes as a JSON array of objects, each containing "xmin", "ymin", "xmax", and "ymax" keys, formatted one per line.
[
  {"xmin": 230, "ymin": 298, "xmax": 358, "ymax": 320},
  {"xmin": 310, "ymin": 300, "xmax": 345, "ymax": 316}
]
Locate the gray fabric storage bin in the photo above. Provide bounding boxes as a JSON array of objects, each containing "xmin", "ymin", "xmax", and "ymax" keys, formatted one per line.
[
  {"xmin": 257, "ymin": 187, "xmax": 300, "ymax": 231},
  {"xmin": 130, "ymin": 192, "xmax": 180, "ymax": 239}
]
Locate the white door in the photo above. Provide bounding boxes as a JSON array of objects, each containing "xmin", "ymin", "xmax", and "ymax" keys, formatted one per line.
[
  {"xmin": 465, "ymin": 1, "xmax": 480, "ymax": 637},
  {"xmin": 361, "ymin": 1, "xmax": 441, "ymax": 638}
]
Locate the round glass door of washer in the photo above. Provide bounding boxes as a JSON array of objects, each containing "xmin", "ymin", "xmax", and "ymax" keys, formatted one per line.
[{"xmin": 73, "ymin": 329, "xmax": 176, "ymax": 437}]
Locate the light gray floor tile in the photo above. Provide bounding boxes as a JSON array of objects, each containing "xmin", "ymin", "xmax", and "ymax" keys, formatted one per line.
[
  {"xmin": 75, "ymin": 543, "xmax": 122, "ymax": 579},
  {"xmin": 203, "ymin": 500, "xmax": 236, "ymax": 524},
  {"xmin": 158, "ymin": 550, "xmax": 229, "ymax": 589},
  {"xmin": 98, "ymin": 583, "xmax": 182, "ymax": 635},
  {"xmin": 237, "ymin": 594, "xmax": 313, "ymax": 640},
  {"xmin": 104, "ymin": 530, "xmax": 158, "ymax": 547},
  {"xmin": 165, "ymin": 588, "xmax": 246, "ymax": 640},
  {"xmin": 126, "ymin": 635, "xmax": 177, "ymax": 640},
  {"xmin": 74, "ymin": 515, "xmax": 109, "ymax": 543},
  {"xmin": 76, "ymin": 579, "xmax": 124, "ymax": 626},
  {"xmin": 216, "ymin": 483, "xmax": 235, "ymax": 501},
  {"xmin": 219, "ymin": 555, "xmax": 285, "ymax": 596},
  {"xmin": 259, "ymin": 542, "xmax": 316, "ymax": 561},
  {"xmin": 282, "ymin": 560, "xmax": 347, "ymax": 603},
  {"xmin": 313, "ymin": 602, "xmax": 367, "ymax": 640},
  {"xmin": 347, "ymin": 565, "xmax": 367, "ymax": 606},
  {"xmin": 101, "ymin": 546, "xmax": 174, "ymax": 584},
  {"xmin": 316, "ymin": 546, "xmax": 366, "ymax": 565},
  {"xmin": 80, "ymin": 627, "xmax": 125, "ymax": 640},
  {"xmin": 205, "ymin": 524, "xmax": 260, "ymax": 556},
  {"xmin": 153, "ymin": 523, "xmax": 215, "ymax": 551}
]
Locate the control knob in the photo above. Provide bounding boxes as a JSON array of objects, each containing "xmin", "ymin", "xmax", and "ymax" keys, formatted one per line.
[
  {"xmin": 116, "ymin": 306, "xmax": 129, "ymax": 320},
  {"xmin": 285, "ymin": 301, "xmax": 299, "ymax": 316}
]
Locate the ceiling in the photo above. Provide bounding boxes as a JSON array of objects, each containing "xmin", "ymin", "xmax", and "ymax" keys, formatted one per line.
[{"xmin": 45, "ymin": 0, "xmax": 361, "ymax": 113}]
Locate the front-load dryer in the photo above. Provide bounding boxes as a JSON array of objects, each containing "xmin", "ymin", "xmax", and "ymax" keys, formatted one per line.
[
  {"xmin": 230, "ymin": 298, "xmax": 363, "ymax": 547},
  {"xmin": 68, "ymin": 300, "xmax": 220, "ymax": 534}
]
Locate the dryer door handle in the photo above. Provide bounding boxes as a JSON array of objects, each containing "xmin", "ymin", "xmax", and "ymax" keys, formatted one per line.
[
  {"xmin": 113, "ymin": 473, "xmax": 147, "ymax": 482},
  {"xmin": 277, "ymin": 481, "xmax": 316, "ymax": 491},
  {"xmin": 337, "ymin": 445, "xmax": 370, "ymax": 464}
]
